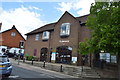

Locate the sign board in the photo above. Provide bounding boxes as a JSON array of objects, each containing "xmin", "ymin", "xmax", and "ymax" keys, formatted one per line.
[
  {"xmin": 51, "ymin": 52, "xmax": 56, "ymax": 60},
  {"xmin": 68, "ymin": 47, "xmax": 72, "ymax": 51},
  {"xmin": 59, "ymin": 40, "xmax": 69, "ymax": 43},
  {"xmin": 72, "ymin": 57, "xmax": 77, "ymax": 63},
  {"xmin": 52, "ymin": 48, "xmax": 56, "ymax": 52}
]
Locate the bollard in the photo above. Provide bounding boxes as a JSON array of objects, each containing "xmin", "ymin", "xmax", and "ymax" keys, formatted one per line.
[
  {"xmin": 60, "ymin": 65, "xmax": 63, "ymax": 72},
  {"xmin": 32, "ymin": 59, "xmax": 34, "ymax": 65},
  {"xmin": 82, "ymin": 66, "xmax": 83, "ymax": 72},
  {"xmin": 43, "ymin": 61, "xmax": 45, "ymax": 68},
  {"xmin": 23, "ymin": 57, "xmax": 25, "ymax": 63},
  {"xmin": 18, "ymin": 55, "xmax": 20, "ymax": 65}
]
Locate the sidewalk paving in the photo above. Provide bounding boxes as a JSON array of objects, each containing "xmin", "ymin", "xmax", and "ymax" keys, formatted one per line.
[{"xmin": 10, "ymin": 58, "xmax": 117, "ymax": 79}]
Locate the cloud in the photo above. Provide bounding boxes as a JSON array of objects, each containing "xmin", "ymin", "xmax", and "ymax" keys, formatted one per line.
[
  {"xmin": 57, "ymin": 0, "xmax": 95, "ymax": 16},
  {"xmin": 0, "ymin": 5, "xmax": 46, "ymax": 39},
  {"xmin": 57, "ymin": 2, "xmax": 72, "ymax": 14},
  {"xmin": 28, "ymin": 6, "xmax": 42, "ymax": 11}
]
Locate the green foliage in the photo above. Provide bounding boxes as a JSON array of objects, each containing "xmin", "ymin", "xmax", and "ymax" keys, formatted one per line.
[
  {"xmin": 78, "ymin": 42, "xmax": 89, "ymax": 55},
  {"xmin": 78, "ymin": 1, "xmax": 120, "ymax": 55},
  {"xmin": 26, "ymin": 56, "xmax": 33, "ymax": 61}
]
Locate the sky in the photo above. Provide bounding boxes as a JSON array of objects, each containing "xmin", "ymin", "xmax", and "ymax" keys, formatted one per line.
[{"xmin": 0, "ymin": 0, "xmax": 95, "ymax": 39}]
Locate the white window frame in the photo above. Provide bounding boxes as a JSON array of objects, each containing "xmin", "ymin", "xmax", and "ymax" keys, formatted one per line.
[
  {"xmin": 35, "ymin": 34, "xmax": 39, "ymax": 41},
  {"xmin": 42, "ymin": 31, "xmax": 50, "ymax": 40},
  {"xmin": 60, "ymin": 23, "xmax": 70, "ymax": 36},
  {"xmin": 11, "ymin": 32, "xmax": 16, "ymax": 36}
]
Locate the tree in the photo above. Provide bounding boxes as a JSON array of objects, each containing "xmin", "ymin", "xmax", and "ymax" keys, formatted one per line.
[{"xmin": 78, "ymin": 1, "xmax": 120, "ymax": 79}]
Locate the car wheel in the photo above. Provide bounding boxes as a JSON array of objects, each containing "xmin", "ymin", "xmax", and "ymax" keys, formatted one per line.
[{"xmin": 5, "ymin": 74, "xmax": 10, "ymax": 77}]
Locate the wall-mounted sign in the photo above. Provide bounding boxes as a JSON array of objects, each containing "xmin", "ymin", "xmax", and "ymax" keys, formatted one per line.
[
  {"xmin": 59, "ymin": 40, "xmax": 69, "ymax": 43},
  {"xmin": 51, "ymin": 52, "xmax": 56, "ymax": 60},
  {"xmin": 68, "ymin": 47, "xmax": 72, "ymax": 51},
  {"xmin": 52, "ymin": 48, "xmax": 56, "ymax": 52},
  {"xmin": 72, "ymin": 57, "xmax": 77, "ymax": 63}
]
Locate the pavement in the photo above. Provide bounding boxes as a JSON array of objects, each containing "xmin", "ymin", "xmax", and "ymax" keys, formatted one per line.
[{"xmin": 9, "ymin": 58, "xmax": 118, "ymax": 80}]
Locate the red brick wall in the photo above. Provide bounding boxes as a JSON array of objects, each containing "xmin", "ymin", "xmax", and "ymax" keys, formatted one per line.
[{"xmin": 1, "ymin": 28, "xmax": 25, "ymax": 48}]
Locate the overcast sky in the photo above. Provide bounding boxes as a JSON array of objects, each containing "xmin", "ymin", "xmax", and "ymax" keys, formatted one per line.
[{"xmin": 0, "ymin": 0, "xmax": 95, "ymax": 39}]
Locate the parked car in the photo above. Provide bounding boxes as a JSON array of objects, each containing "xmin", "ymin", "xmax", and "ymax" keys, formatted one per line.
[{"xmin": 0, "ymin": 54, "xmax": 12, "ymax": 77}]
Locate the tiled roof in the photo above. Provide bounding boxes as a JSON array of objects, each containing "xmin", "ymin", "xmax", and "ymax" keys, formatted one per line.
[
  {"xmin": 76, "ymin": 14, "xmax": 90, "ymax": 22},
  {"xmin": 26, "ymin": 12, "xmax": 90, "ymax": 35},
  {"xmin": 1, "ymin": 25, "xmax": 26, "ymax": 41},
  {"xmin": 26, "ymin": 22, "xmax": 56, "ymax": 35}
]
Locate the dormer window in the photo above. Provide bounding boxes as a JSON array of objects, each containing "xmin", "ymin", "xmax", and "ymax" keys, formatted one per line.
[
  {"xmin": 60, "ymin": 23, "xmax": 70, "ymax": 37},
  {"xmin": 42, "ymin": 31, "xmax": 50, "ymax": 41},
  {"xmin": 11, "ymin": 32, "xmax": 16, "ymax": 36},
  {"xmin": 35, "ymin": 34, "xmax": 39, "ymax": 41}
]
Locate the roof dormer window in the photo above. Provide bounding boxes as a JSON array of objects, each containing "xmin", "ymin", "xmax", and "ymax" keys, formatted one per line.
[
  {"xmin": 60, "ymin": 23, "xmax": 70, "ymax": 37},
  {"xmin": 42, "ymin": 31, "xmax": 50, "ymax": 41}
]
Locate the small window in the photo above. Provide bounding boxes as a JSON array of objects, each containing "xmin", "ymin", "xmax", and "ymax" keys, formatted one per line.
[
  {"xmin": 19, "ymin": 40, "xmax": 24, "ymax": 48},
  {"xmin": 11, "ymin": 32, "xmax": 16, "ymax": 36},
  {"xmin": 60, "ymin": 23, "xmax": 70, "ymax": 37},
  {"xmin": 42, "ymin": 31, "xmax": 50, "ymax": 41},
  {"xmin": 35, "ymin": 34, "xmax": 39, "ymax": 41}
]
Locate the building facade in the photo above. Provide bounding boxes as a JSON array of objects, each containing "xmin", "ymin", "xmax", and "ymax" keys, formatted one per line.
[
  {"xmin": 25, "ymin": 11, "xmax": 91, "ymax": 66},
  {"xmin": 0, "ymin": 25, "xmax": 25, "ymax": 54}
]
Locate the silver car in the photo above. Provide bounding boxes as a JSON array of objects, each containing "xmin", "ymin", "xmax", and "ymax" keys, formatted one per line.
[{"xmin": 0, "ymin": 55, "xmax": 12, "ymax": 77}]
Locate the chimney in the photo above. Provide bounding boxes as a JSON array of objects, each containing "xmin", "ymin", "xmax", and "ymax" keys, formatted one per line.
[
  {"xmin": 0, "ymin": 23, "xmax": 2, "ymax": 30},
  {"xmin": 12, "ymin": 25, "xmax": 16, "ymax": 29}
]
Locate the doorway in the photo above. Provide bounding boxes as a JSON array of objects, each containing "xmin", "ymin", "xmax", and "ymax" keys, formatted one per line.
[
  {"xmin": 56, "ymin": 46, "xmax": 72, "ymax": 64},
  {"xmin": 40, "ymin": 48, "xmax": 48, "ymax": 61}
]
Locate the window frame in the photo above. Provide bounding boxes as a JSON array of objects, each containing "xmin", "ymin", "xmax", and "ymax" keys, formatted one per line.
[
  {"xmin": 35, "ymin": 34, "xmax": 39, "ymax": 41},
  {"xmin": 11, "ymin": 32, "xmax": 16, "ymax": 37},
  {"xmin": 42, "ymin": 31, "xmax": 50, "ymax": 41},
  {"xmin": 60, "ymin": 23, "xmax": 70, "ymax": 37}
]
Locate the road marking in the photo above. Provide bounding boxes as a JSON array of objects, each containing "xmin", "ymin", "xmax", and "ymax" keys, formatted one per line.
[{"xmin": 9, "ymin": 75, "xmax": 19, "ymax": 78}]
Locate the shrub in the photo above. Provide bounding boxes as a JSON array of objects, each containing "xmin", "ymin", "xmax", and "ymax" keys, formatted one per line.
[{"xmin": 27, "ymin": 56, "xmax": 33, "ymax": 61}]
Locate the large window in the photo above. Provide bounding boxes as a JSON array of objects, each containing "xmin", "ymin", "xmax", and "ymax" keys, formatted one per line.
[
  {"xmin": 60, "ymin": 23, "xmax": 70, "ymax": 37},
  {"xmin": 100, "ymin": 53, "xmax": 117, "ymax": 63},
  {"xmin": 42, "ymin": 31, "xmax": 50, "ymax": 40},
  {"xmin": 35, "ymin": 34, "xmax": 39, "ymax": 41}
]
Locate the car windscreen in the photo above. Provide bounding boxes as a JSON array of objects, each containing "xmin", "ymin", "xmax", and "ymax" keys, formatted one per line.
[{"xmin": 0, "ymin": 56, "xmax": 8, "ymax": 62}]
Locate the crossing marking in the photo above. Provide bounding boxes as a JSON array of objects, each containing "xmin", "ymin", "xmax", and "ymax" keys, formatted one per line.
[{"xmin": 9, "ymin": 75, "xmax": 19, "ymax": 78}]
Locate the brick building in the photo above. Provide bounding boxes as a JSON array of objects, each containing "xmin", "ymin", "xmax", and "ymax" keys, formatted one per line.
[
  {"xmin": 25, "ymin": 11, "xmax": 91, "ymax": 66},
  {"xmin": 0, "ymin": 25, "xmax": 25, "ymax": 53}
]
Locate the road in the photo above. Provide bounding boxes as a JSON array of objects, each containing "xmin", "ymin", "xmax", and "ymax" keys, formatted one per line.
[
  {"xmin": 1, "ymin": 59, "xmax": 115, "ymax": 80},
  {"xmin": 1, "ymin": 58, "xmax": 80, "ymax": 80}
]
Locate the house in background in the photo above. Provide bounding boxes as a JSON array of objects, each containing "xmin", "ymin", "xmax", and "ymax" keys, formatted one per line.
[{"xmin": 0, "ymin": 25, "xmax": 25, "ymax": 54}]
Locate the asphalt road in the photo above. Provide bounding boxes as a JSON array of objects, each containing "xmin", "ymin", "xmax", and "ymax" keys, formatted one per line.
[
  {"xmin": 1, "ymin": 59, "xmax": 79, "ymax": 80},
  {"xmin": 1, "ymin": 59, "xmax": 117, "ymax": 80},
  {"xmin": 1, "ymin": 65, "xmax": 83, "ymax": 80}
]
